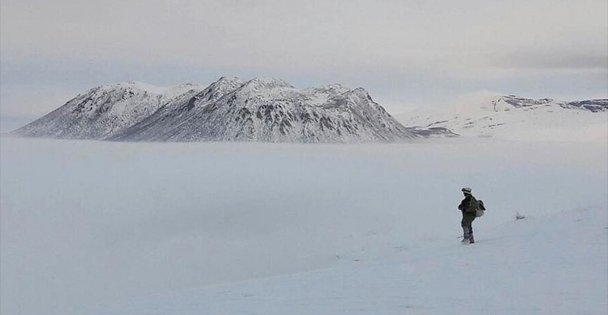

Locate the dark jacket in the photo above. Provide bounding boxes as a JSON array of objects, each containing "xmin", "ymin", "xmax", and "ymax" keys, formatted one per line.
[{"xmin": 458, "ymin": 194, "xmax": 479, "ymax": 215}]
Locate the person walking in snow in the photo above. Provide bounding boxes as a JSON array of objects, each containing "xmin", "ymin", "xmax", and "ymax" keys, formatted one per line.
[{"xmin": 458, "ymin": 187, "xmax": 479, "ymax": 244}]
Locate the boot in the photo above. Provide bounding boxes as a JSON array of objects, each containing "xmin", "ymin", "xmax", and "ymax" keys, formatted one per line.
[{"xmin": 469, "ymin": 234, "xmax": 475, "ymax": 244}]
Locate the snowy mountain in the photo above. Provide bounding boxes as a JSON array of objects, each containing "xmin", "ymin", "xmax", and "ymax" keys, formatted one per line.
[
  {"xmin": 13, "ymin": 82, "xmax": 201, "ymax": 139},
  {"xmin": 111, "ymin": 77, "xmax": 416, "ymax": 143},
  {"xmin": 14, "ymin": 78, "xmax": 416, "ymax": 143},
  {"xmin": 397, "ymin": 95, "xmax": 608, "ymax": 142}
]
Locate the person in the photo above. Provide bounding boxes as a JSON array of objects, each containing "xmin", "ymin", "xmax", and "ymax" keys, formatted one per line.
[{"xmin": 458, "ymin": 187, "xmax": 479, "ymax": 244}]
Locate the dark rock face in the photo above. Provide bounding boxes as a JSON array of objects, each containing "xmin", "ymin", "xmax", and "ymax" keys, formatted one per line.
[
  {"xmin": 499, "ymin": 95, "xmax": 608, "ymax": 113},
  {"xmin": 501, "ymin": 95, "xmax": 554, "ymax": 108},
  {"xmin": 407, "ymin": 127, "xmax": 459, "ymax": 138},
  {"xmin": 566, "ymin": 99, "xmax": 608, "ymax": 112}
]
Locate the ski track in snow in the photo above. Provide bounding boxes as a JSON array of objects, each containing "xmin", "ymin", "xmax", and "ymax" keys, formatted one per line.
[{"xmin": 1, "ymin": 136, "xmax": 606, "ymax": 315}]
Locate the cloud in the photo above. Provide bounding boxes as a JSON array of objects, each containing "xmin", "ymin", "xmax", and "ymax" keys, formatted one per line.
[
  {"xmin": 1, "ymin": 0, "xmax": 606, "ymax": 117},
  {"xmin": 2, "ymin": 0, "xmax": 606, "ymax": 71},
  {"xmin": 488, "ymin": 52, "xmax": 608, "ymax": 70}
]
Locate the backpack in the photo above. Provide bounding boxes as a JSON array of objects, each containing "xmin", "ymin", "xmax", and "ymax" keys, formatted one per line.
[{"xmin": 476, "ymin": 200, "xmax": 486, "ymax": 217}]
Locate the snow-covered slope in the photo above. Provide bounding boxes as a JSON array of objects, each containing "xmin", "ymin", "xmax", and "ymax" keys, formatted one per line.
[
  {"xmin": 14, "ymin": 78, "xmax": 416, "ymax": 143},
  {"xmin": 397, "ymin": 95, "xmax": 608, "ymax": 142},
  {"xmin": 2, "ymin": 137, "xmax": 605, "ymax": 315},
  {"xmin": 111, "ymin": 77, "xmax": 415, "ymax": 143},
  {"xmin": 100, "ymin": 206, "xmax": 607, "ymax": 315},
  {"xmin": 13, "ymin": 82, "xmax": 201, "ymax": 139}
]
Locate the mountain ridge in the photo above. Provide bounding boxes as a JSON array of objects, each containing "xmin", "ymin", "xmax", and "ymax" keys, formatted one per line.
[
  {"xmin": 13, "ymin": 82, "xmax": 201, "ymax": 139},
  {"xmin": 14, "ymin": 77, "xmax": 417, "ymax": 143}
]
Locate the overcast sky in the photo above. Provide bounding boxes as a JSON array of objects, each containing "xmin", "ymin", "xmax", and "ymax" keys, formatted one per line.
[{"xmin": 1, "ymin": 0, "xmax": 606, "ymax": 120}]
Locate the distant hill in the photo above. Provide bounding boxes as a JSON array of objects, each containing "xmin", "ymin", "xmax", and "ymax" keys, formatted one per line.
[{"xmin": 397, "ymin": 95, "xmax": 608, "ymax": 142}]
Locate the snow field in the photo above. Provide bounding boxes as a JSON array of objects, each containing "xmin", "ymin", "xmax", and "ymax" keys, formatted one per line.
[
  {"xmin": 102, "ymin": 206, "xmax": 608, "ymax": 315},
  {"xmin": 1, "ymin": 136, "xmax": 606, "ymax": 314}
]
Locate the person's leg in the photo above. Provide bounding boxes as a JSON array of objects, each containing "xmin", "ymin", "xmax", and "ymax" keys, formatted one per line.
[
  {"xmin": 461, "ymin": 216, "xmax": 470, "ymax": 240},
  {"xmin": 468, "ymin": 216, "xmax": 476, "ymax": 243}
]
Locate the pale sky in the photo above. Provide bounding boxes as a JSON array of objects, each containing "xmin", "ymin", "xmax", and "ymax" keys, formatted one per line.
[{"xmin": 1, "ymin": 0, "xmax": 607, "ymax": 121}]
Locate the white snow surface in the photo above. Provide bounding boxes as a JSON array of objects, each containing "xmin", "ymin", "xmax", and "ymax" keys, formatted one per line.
[
  {"xmin": 103, "ymin": 206, "xmax": 607, "ymax": 315},
  {"xmin": 397, "ymin": 95, "xmax": 608, "ymax": 142},
  {"xmin": 1, "ymin": 136, "xmax": 606, "ymax": 315}
]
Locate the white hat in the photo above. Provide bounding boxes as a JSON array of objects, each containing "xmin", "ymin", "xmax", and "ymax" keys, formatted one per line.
[{"xmin": 461, "ymin": 187, "xmax": 472, "ymax": 193}]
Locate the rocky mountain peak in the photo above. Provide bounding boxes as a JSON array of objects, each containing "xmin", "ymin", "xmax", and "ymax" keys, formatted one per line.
[{"xmin": 14, "ymin": 77, "xmax": 418, "ymax": 143}]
